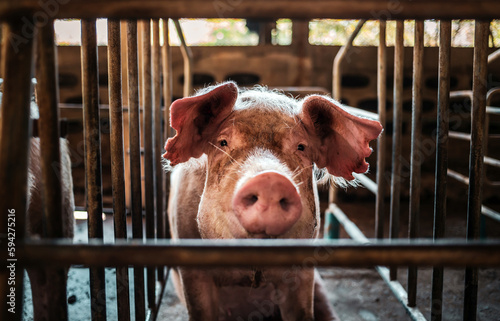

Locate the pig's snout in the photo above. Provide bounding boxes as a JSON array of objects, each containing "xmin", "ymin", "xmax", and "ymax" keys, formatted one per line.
[{"xmin": 232, "ymin": 171, "xmax": 302, "ymax": 237}]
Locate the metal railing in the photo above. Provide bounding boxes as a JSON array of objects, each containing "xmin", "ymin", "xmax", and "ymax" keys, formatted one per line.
[{"xmin": 1, "ymin": 2, "xmax": 500, "ymax": 321}]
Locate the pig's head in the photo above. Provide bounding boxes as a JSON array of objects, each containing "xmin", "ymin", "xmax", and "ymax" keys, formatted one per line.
[{"xmin": 163, "ymin": 82, "xmax": 382, "ymax": 239}]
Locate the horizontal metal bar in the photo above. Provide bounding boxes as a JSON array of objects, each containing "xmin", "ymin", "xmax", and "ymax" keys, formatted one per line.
[
  {"xmin": 481, "ymin": 205, "xmax": 500, "ymax": 223},
  {"xmin": 447, "ymin": 169, "xmax": 469, "ymax": 185},
  {"xmin": 16, "ymin": 239, "xmax": 500, "ymax": 268},
  {"xmin": 449, "ymin": 90, "xmax": 473, "ymax": 99},
  {"xmin": 449, "ymin": 131, "xmax": 470, "ymax": 141},
  {"xmin": 328, "ymin": 204, "xmax": 427, "ymax": 321},
  {"xmin": 355, "ymin": 174, "xmax": 378, "ymax": 195},
  {"xmin": 3, "ymin": 0, "xmax": 500, "ymax": 20},
  {"xmin": 486, "ymin": 106, "xmax": 500, "ymax": 115},
  {"xmin": 484, "ymin": 156, "xmax": 500, "ymax": 168}
]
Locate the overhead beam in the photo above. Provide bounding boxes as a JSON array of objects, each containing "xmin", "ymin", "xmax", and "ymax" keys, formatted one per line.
[{"xmin": 1, "ymin": 0, "xmax": 500, "ymax": 20}]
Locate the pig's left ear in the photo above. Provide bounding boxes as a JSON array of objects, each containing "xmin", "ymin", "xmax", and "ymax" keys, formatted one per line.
[
  {"xmin": 300, "ymin": 96, "xmax": 383, "ymax": 180},
  {"xmin": 163, "ymin": 82, "xmax": 238, "ymax": 165}
]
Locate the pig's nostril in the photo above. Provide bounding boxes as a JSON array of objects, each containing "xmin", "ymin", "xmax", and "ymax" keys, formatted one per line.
[
  {"xmin": 279, "ymin": 198, "xmax": 290, "ymax": 211},
  {"xmin": 242, "ymin": 194, "xmax": 259, "ymax": 207}
]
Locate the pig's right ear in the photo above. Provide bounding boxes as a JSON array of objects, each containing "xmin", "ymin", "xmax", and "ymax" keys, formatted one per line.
[{"xmin": 162, "ymin": 82, "xmax": 238, "ymax": 165}]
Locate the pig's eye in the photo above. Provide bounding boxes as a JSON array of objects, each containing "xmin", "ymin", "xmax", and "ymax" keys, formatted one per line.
[
  {"xmin": 220, "ymin": 140, "xmax": 228, "ymax": 147},
  {"xmin": 297, "ymin": 144, "xmax": 305, "ymax": 151}
]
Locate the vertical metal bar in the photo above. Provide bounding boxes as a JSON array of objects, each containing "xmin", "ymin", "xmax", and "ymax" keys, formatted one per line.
[
  {"xmin": 81, "ymin": 19, "xmax": 106, "ymax": 321},
  {"xmin": 408, "ymin": 20, "xmax": 424, "ymax": 308},
  {"xmin": 389, "ymin": 20, "xmax": 404, "ymax": 281},
  {"xmin": 127, "ymin": 20, "xmax": 146, "ymax": 321},
  {"xmin": 107, "ymin": 19, "xmax": 131, "ymax": 321},
  {"xmin": 173, "ymin": 19, "xmax": 193, "ymax": 97},
  {"xmin": 152, "ymin": 19, "xmax": 165, "ymax": 283},
  {"xmin": 142, "ymin": 19, "xmax": 157, "ymax": 311},
  {"xmin": 324, "ymin": 210, "xmax": 340, "ymax": 239},
  {"xmin": 162, "ymin": 18, "xmax": 173, "ymax": 239},
  {"xmin": 431, "ymin": 20, "xmax": 451, "ymax": 321},
  {"xmin": 375, "ymin": 20, "xmax": 387, "ymax": 239},
  {"xmin": 464, "ymin": 20, "xmax": 489, "ymax": 321},
  {"xmin": 0, "ymin": 19, "xmax": 34, "ymax": 321},
  {"xmin": 36, "ymin": 20, "xmax": 68, "ymax": 321}
]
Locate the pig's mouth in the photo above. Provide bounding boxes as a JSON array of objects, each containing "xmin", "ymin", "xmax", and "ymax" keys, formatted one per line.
[{"xmin": 247, "ymin": 232, "xmax": 278, "ymax": 239}]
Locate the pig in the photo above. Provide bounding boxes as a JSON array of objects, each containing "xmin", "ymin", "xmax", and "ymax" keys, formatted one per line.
[{"xmin": 163, "ymin": 82, "xmax": 382, "ymax": 321}]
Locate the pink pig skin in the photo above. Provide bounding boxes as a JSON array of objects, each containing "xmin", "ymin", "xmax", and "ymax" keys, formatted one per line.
[{"xmin": 164, "ymin": 82, "xmax": 382, "ymax": 321}]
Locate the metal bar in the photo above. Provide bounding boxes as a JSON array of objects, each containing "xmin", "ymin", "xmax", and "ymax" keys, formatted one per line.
[
  {"xmin": 332, "ymin": 19, "xmax": 366, "ymax": 101},
  {"xmin": 17, "ymin": 239, "xmax": 500, "ymax": 268},
  {"xmin": 107, "ymin": 18, "xmax": 131, "ymax": 321},
  {"xmin": 464, "ymin": 20, "xmax": 489, "ymax": 321},
  {"xmin": 323, "ymin": 211, "xmax": 340, "ymax": 239},
  {"xmin": 35, "ymin": 19, "xmax": 69, "ymax": 321},
  {"xmin": 142, "ymin": 18, "xmax": 157, "ymax": 311},
  {"xmin": 152, "ymin": 18, "xmax": 165, "ymax": 283},
  {"xmin": 127, "ymin": 19, "xmax": 146, "ymax": 321},
  {"xmin": 0, "ymin": 19, "xmax": 35, "ymax": 321},
  {"xmin": 431, "ymin": 20, "xmax": 451, "ymax": 321},
  {"xmin": 375, "ymin": 20, "xmax": 387, "ymax": 239},
  {"xmin": 356, "ymin": 174, "xmax": 378, "ymax": 195},
  {"xmin": 449, "ymin": 131, "xmax": 471, "ymax": 140},
  {"xmin": 81, "ymin": 19, "xmax": 107, "ymax": 321},
  {"xmin": 173, "ymin": 19, "xmax": 193, "ymax": 97},
  {"xmin": 2, "ymin": 1, "xmax": 500, "ymax": 20},
  {"xmin": 408, "ymin": 20, "xmax": 424, "ymax": 308},
  {"xmin": 36, "ymin": 21, "xmax": 63, "ymax": 240},
  {"xmin": 161, "ymin": 18, "xmax": 173, "ymax": 239},
  {"xmin": 484, "ymin": 156, "xmax": 500, "ymax": 168},
  {"xmin": 389, "ymin": 19, "xmax": 404, "ymax": 281},
  {"xmin": 481, "ymin": 205, "xmax": 500, "ymax": 223},
  {"xmin": 487, "ymin": 48, "xmax": 500, "ymax": 64},
  {"xmin": 450, "ymin": 90, "xmax": 473, "ymax": 100},
  {"xmin": 377, "ymin": 266, "xmax": 427, "ymax": 321}
]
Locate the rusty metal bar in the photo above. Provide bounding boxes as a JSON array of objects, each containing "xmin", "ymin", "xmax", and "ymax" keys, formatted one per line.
[
  {"xmin": 0, "ymin": 19, "xmax": 35, "ymax": 321},
  {"xmin": 408, "ymin": 20, "xmax": 424, "ymax": 308},
  {"xmin": 35, "ymin": 20, "xmax": 69, "ymax": 321},
  {"xmin": 127, "ymin": 19, "xmax": 146, "ymax": 321},
  {"xmin": 464, "ymin": 20, "xmax": 489, "ymax": 321},
  {"xmin": 107, "ymin": 19, "xmax": 131, "ymax": 321},
  {"xmin": 430, "ymin": 20, "xmax": 451, "ymax": 321},
  {"xmin": 81, "ymin": 19, "xmax": 107, "ymax": 321},
  {"xmin": 152, "ymin": 18, "xmax": 165, "ymax": 283},
  {"xmin": 36, "ymin": 21, "xmax": 63, "ymax": 240},
  {"xmin": 142, "ymin": 19, "xmax": 157, "ymax": 311},
  {"xmin": 173, "ymin": 19, "xmax": 193, "ymax": 97},
  {"xmin": 18, "ymin": 239, "xmax": 500, "ymax": 268},
  {"xmin": 389, "ymin": 20, "xmax": 404, "ymax": 281},
  {"xmin": 161, "ymin": 18, "xmax": 173, "ymax": 239},
  {"xmin": 375, "ymin": 20, "xmax": 387, "ymax": 240},
  {"xmin": 3, "ymin": 1, "xmax": 500, "ymax": 22}
]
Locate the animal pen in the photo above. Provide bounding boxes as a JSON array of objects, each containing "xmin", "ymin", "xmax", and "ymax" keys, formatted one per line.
[{"xmin": 0, "ymin": 0, "xmax": 500, "ymax": 320}]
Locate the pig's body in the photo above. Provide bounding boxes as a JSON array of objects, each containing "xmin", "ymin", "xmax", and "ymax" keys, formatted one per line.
[{"xmin": 165, "ymin": 83, "xmax": 382, "ymax": 321}]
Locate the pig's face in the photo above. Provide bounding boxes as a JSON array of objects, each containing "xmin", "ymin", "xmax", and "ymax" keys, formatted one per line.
[{"xmin": 164, "ymin": 82, "xmax": 382, "ymax": 240}]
